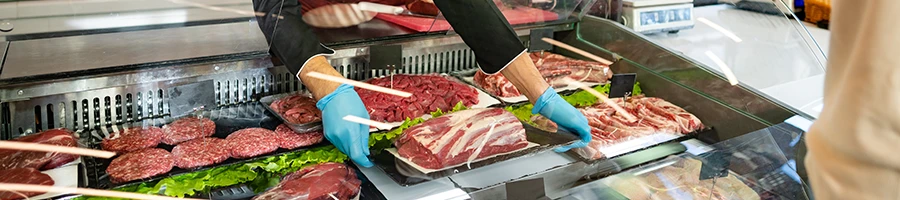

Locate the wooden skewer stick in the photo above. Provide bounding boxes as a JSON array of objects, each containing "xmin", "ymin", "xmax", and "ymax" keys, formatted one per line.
[
  {"xmin": 562, "ymin": 78, "xmax": 638, "ymax": 122},
  {"xmin": 342, "ymin": 115, "xmax": 395, "ymax": 130},
  {"xmin": 0, "ymin": 141, "xmax": 116, "ymax": 158},
  {"xmin": 0, "ymin": 183, "xmax": 203, "ymax": 200},
  {"xmin": 541, "ymin": 38, "xmax": 614, "ymax": 65},
  {"xmin": 306, "ymin": 72, "xmax": 413, "ymax": 98}
]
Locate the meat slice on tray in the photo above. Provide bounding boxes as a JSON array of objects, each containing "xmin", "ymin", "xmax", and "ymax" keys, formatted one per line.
[
  {"xmin": 269, "ymin": 94, "xmax": 322, "ymax": 124},
  {"xmin": 101, "ymin": 126, "xmax": 165, "ymax": 154},
  {"xmin": 107, "ymin": 148, "xmax": 174, "ymax": 183},
  {"xmin": 357, "ymin": 74, "xmax": 480, "ymax": 122},
  {"xmin": 395, "ymin": 108, "xmax": 528, "ymax": 169},
  {"xmin": 161, "ymin": 117, "xmax": 216, "ymax": 145},
  {"xmin": 274, "ymin": 124, "xmax": 324, "ymax": 149},
  {"xmin": 172, "ymin": 137, "xmax": 231, "ymax": 169},
  {"xmin": 226, "ymin": 128, "xmax": 279, "ymax": 159},
  {"xmin": 253, "ymin": 162, "xmax": 361, "ymax": 200},
  {"xmin": 0, "ymin": 168, "xmax": 54, "ymax": 200},
  {"xmin": 0, "ymin": 128, "xmax": 78, "ymax": 170},
  {"xmin": 474, "ymin": 52, "xmax": 613, "ymax": 97}
]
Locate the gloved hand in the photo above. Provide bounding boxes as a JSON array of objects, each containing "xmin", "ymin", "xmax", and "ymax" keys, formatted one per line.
[
  {"xmin": 532, "ymin": 88, "xmax": 593, "ymax": 153},
  {"xmin": 317, "ymin": 84, "xmax": 374, "ymax": 167}
]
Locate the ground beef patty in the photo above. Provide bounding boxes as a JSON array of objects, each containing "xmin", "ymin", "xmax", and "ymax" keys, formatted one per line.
[
  {"xmin": 226, "ymin": 128, "xmax": 278, "ymax": 159},
  {"xmin": 0, "ymin": 168, "xmax": 54, "ymax": 200},
  {"xmin": 107, "ymin": 148, "xmax": 174, "ymax": 183},
  {"xmin": 162, "ymin": 117, "xmax": 215, "ymax": 145},
  {"xmin": 172, "ymin": 137, "xmax": 230, "ymax": 169},
  {"xmin": 101, "ymin": 127, "xmax": 164, "ymax": 154},
  {"xmin": 274, "ymin": 124, "xmax": 324, "ymax": 149}
]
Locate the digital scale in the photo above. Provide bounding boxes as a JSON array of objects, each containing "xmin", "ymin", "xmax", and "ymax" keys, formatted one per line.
[{"xmin": 622, "ymin": 0, "xmax": 695, "ymax": 34}]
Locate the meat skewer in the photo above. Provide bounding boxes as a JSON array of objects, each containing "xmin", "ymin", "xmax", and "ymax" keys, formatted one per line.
[
  {"xmin": 0, "ymin": 141, "xmax": 115, "ymax": 158},
  {"xmin": 0, "ymin": 183, "xmax": 203, "ymax": 200},
  {"xmin": 305, "ymin": 71, "xmax": 413, "ymax": 97}
]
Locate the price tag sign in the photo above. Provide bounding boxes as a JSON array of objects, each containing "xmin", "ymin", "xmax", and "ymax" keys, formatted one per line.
[
  {"xmin": 506, "ymin": 178, "xmax": 550, "ymax": 200},
  {"xmin": 370, "ymin": 45, "xmax": 402, "ymax": 70},
  {"xmin": 608, "ymin": 73, "xmax": 637, "ymax": 98}
]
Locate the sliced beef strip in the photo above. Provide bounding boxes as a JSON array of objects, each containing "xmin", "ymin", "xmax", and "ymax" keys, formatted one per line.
[
  {"xmin": 357, "ymin": 74, "xmax": 480, "ymax": 122},
  {"xmin": 0, "ymin": 168, "xmax": 54, "ymax": 200},
  {"xmin": 101, "ymin": 126, "xmax": 165, "ymax": 154},
  {"xmin": 107, "ymin": 148, "xmax": 174, "ymax": 184},
  {"xmin": 274, "ymin": 124, "xmax": 324, "ymax": 150},
  {"xmin": 252, "ymin": 162, "xmax": 361, "ymax": 200},
  {"xmin": 172, "ymin": 137, "xmax": 231, "ymax": 169},
  {"xmin": 475, "ymin": 52, "xmax": 613, "ymax": 97},
  {"xmin": 226, "ymin": 128, "xmax": 279, "ymax": 159},
  {"xmin": 0, "ymin": 128, "xmax": 78, "ymax": 170},
  {"xmin": 269, "ymin": 94, "xmax": 322, "ymax": 124},
  {"xmin": 161, "ymin": 117, "xmax": 216, "ymax": 145}
]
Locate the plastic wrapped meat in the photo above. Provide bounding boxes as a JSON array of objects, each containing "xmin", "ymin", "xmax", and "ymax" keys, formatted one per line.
[
  {"xmin": 269, "ymin": 94, "xmax": 322, "ymax": 124},
  {"xmin": 0, "ymin": 128, "xmax": 79, "ymax": 170},
  {"xmin": 357, "ymin": 74, "xmax": 479, "ymax": 122},
  {"xmin": 475, "ymin": 52, "xmax": 613, "ymax": 97},
  {"xmin": 606, "ymin": 157, "xmax": 760, "ymax": 200},
  {"xmin": 395, "ymin": 108, "xmax": 528, "ymax": 169},
  {"xmin": 253, "ymin": 162, "xmax": 361, "ymax": 200}
]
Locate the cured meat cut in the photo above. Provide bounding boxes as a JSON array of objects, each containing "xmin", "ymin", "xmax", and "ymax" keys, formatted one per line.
[
  {"xmin": 226, "ymin": 128, "xmax": 279, "ymax": 159},
  {"xmin": 474, "ymin": 52, "xmax": 613, "ymax": 97},
  {"xmin": 269, "ymin": 94, "xmax": 322, "ymax": 124},
  {"xmin": 172, "ymin": 137, "xmax": 231, "ymax": 169},
  {"xmin": 357, "ymin": 74, "xmax": 479, "ymax": 122},
  {"xmin": 107, "ymin": 148, "xmax": 174, "ymax": 183},
  {"xmin": 274, "ymin": 124, "xmax": 324, "ymax": 149},
  {"xmin": 0, "ymin": 168, "xmax": 54, "ymax": 200},
  {"xmin": 161, "ymin": 117, "xmax": 216, "ymax": 145},
  {"xmin": 101, "ymin": 126, "xmax": 165, "ymax": 154},
  {"xmin": 0, "ymin": 128, "xmax": 78, "ymax": 170},
  {"xmin": 395, "ymin": 108, "xmax": 528, "ymax": 169},
  {"xmin": 253, "ymin": 162, "xmax": 361, "ymax": 200}
]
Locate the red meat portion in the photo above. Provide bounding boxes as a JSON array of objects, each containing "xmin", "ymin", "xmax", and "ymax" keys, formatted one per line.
[
  {"xmin": 301, "ymin": 0, "xmax": 408, "ymax": 13},
  {"xmin": 395, "ymin": 108, "xmax": 528, "ymax": 169},
  {"xmin": 253, "ymin": 162, "xmax": 361, "ymax": 200},
  {"xmin": 161, "ymin": 117, "xmax": 216, "ymax": 145},
  {"xmin": 269, "ymin": 94, "xmax": 322, "ymax": 124},
  {"xmin": 101, "ymin": 127, "xmax": 165, "ymax": 154},
  {"xmin": 475, "ymin": 52, "xmax": 613, "ymax": 97},
  {"xmin": 274, "ymin": 124, "xmax": 324, "ymax": 149},
  {"xmin": 226, "ymin": 128, "xmax": 279, "ymax": 159},
  {"xmin": 0, "ymin": 168, "xmax": 54, "ymax": 200},
  {"xmin": 0, "ymin": 128, "xmax": 78, "ymax": 170},
  {"xmin": 357, "ymin": 74, "xmax": 480, "ymax": 122},
  {"xmin": 172, "ymin": 137, "xmax": 231, "ymax": 169},
  {"xmin": 107, "ymin": 148, "xmax": 174, "ymax": 183}
]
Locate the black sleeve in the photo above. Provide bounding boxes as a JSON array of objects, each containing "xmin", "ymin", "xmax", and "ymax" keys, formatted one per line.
[
  {"xmin": 433, "ymin": 0, "xmax": 527, "ymax": 74},
  {"xmin": 253, "ymin": 0, "xmax": 334, "ymax": 76}
]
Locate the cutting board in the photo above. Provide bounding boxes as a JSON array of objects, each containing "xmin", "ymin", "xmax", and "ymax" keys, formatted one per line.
[{"xmin": 376, "ymin": 7, "xmax": 560, "ymax": 32}]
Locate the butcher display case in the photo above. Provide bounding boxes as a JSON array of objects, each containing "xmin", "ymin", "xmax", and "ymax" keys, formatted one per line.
[{"xmin": 0, "ymin": 0, "xmax": 817, "ymax": 199}]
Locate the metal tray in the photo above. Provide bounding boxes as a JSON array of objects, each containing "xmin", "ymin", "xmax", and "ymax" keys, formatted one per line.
[{"xmin": 258, "ymin": 92, "xmax": 324, "ymax": 133}]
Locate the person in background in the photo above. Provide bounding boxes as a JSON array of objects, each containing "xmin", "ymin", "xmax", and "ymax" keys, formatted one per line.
[
  {"xmin": 805, "ymin": 0, "xmax": 900, "ymax": 199},
  {"xmin": 252, "ymin": 0, "xmax": 593, "ymax": 167}
]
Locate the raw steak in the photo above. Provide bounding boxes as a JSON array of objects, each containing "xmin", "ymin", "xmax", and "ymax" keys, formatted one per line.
[
  {"xmin": 474, "ymin": 52, "xmax": 613, "ymax": 97},
  {"xmin": 226, "ymin": 128, "xmax": 279, "ymax": 159},
  {"xmin": 395, "ymin": 108, "xmax": 528, "ymax": 169},
  {"xmin": 269, "ymin": 94, "xmax": 322, "ymax": 124},
  {"xmin": 0, "ymin": 128, "xmax": 78, "ymax": 170},
  {"xmin": 274, "ymin": 124, "xmax": 324, "ymax": 149},
  {"xmin": 172, "ymin": 137, "xmax": 231, "ymax": 169},
  {"xmin": 161, "ymin": 117, "xmax": 216, "ymax": 145},
  {"xmin": 107, "ymin": 148, "xmax": 174, "ymax": 183},
  {"xmin": 0, "ymin": 168, "xmax": 54, "ymax": 200},
  {"xmin": 301, "ymin": 0, "xmax": 409, "ymax": 13},
  {"xmin": 357, "ymin": 74, "xmax": 480, "ymax": 122},
  {"xmin": 101, "ymin": 126, "xmax": 165, "ymax": 154},
  {"xmin": 253, "ymin": 162, "xmax": 361, "ymax": 200}
]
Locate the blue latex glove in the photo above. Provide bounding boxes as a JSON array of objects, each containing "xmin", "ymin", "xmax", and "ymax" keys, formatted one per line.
[
  {"xmin": 317, "ymin": 84, "xmax": 374, "ymax": 167},
  {"xmin": 532, "ymin": 88, "xmax": 593, "ymax": 153}
]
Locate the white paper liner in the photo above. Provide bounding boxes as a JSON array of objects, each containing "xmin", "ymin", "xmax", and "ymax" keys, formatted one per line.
[
  {"xmin": 386, "ymin": 142, "xmax": 540, "ymax": 174},
  {"xmin": 459, "ymin": 76, "xmax": 604, "ymax": 104},
  {"xmin": 598, "ymin": 133, "xmax": 681, "ymax": 158}
]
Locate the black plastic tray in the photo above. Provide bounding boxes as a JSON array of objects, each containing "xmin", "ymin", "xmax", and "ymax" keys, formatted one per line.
[{"xmin": 258, "ymin": 92, "xmax": 323, "ymax": 133}]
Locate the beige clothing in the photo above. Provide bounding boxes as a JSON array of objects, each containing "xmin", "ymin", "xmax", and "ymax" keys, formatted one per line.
[{"xmin": 805, "ymin": 0, "xmax": 900, "ymax": 199}]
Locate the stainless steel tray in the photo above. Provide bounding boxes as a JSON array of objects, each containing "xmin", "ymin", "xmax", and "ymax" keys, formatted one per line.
[{"xmin": 258, "ymin": 92, "xmax": 323, "ymax": 133}]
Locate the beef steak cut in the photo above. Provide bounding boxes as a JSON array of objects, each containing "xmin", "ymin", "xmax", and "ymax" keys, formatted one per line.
[
  {"xmin": 101, "ymin": 126, "xmax": 165, "ymax": 154},
  {"xmin": 226, "ymin": 128, "xmax": 279, "ymax": 159},
  {"xmin": 253, "ymin": 162, "xmax": 361, "ymax": 200},
  {"xmin": 395, "ymin": 108, "xmax": 528, "ymax": 169},
  {"xmin": 0, "ymin": 168, "xmax": 54, "ymax": 200},
  {"xmin": 269, "ymin": 94, "xmax": 322, "ymax": 124},
  {"xmin": 172, "ymin": 137, "xmax": 230, "ymax": 169},
  {"xmin": 0, "ymin": 128, "xmax": 78, "ymax": 170},
  {"xmin": 475, "ymin": 52, "xmax": 613, "ymax": 97},
  {"xmin": 274, "ymin": 124, "xmax": 324, "ymax": 149},
  {"xmin": 357, "ymin": 74, "xmax": 479, "ymax": 122},
  {"xmin": 106, "ymin": 148, "xmax": 174, "ymax": 183},
  {"xmin": 161, "ymin": 117, "xmax": 216, "ymax": 145}
]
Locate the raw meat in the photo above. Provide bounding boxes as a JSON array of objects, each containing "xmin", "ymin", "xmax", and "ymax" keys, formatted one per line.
[
  {"xmin": 474, "ymin": 52, "xmax": 613, "ymax": 97},
  {"xmin": 101, "ymin": 126, "xmax": 165, "ymax": 154},
  {"xmin": 0, "ymin": 168, "xmax": 54, "ymax": 200},
  {"xmin": 301, "ymin": 0, "xmax": 409, "ymax": 13},
  {"xmin": 407, "ymin": 0, "xmax": 439, "ymax": 16},
  {"xmin": 161, "ymin": 117, "xmax": 216, "ymax": 145},
  {"xmin": 269, "ymin": 94, "xmax": 322, "ymax": 124},
  {"xmin": 607, "ymin": 157, "xmax": 759, "ymax": 200},
  {"xmin": 274, "ymin": 124, "xmax": 324, "ymax": 149},
  {"xmin": 172, "ymin": 137, "xmax": 231, "ymax": 169},
  {"xmin": 226, "ymin": 128, "xmax": 279, "ymax": 159},
  {"xmin": 107, "ymin": 148, "xmax": 174, "ymax": 183},
  {"xmin": 395, "ymin": 108, "xmax": 528, "ymax": 169},
  {"xmin": 357, "ymin": 74, "xmax": 479, "ymax": 122},
  {"xmin": 0, "ymin": 128, "xmax": 78, "ymax": 170},
  {"xmin": 253, "ymin": 162, "xmax": 361, "ymax": 200}
]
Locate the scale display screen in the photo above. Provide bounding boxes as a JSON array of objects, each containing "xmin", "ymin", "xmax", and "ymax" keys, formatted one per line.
[{"xmin": 640, "ymin": 8, "xmax": 692, "ymax": 26}]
